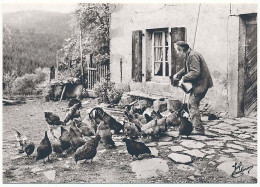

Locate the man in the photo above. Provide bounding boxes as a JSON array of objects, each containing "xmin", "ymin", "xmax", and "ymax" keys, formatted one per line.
[{"xmin": 173, "ymin": 41, "xmax": 213, "ymax": 135}]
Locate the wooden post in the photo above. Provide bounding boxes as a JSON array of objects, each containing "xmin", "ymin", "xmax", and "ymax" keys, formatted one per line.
[
  {"xmin": 60, "ymin": 84, "xmax": 66, "ymax": 101},
  {"xmin": 79, "ymin": 28, "xmax": 85, "ymax": 88},
  {"xmin": 120, "ymin": 58, "xmax": 123, "ymax": 82}
]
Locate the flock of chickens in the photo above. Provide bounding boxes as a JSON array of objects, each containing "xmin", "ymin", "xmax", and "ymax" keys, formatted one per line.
[{"xmin": 13, "ymin": 98, "xmax": 193, "ymax": 164}]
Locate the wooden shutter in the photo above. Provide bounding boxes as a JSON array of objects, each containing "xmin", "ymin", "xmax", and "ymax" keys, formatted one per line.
[
  {"xmin": 171, "ymin": 27, "xmax": 187, "ymax": 75},
  {"xmin": 132, "ymin": 30, "xmax": 143, "ymax": 82},
  {"xmin": 244, "ymin": 15, "xmax": 257, "ymax": 116}
]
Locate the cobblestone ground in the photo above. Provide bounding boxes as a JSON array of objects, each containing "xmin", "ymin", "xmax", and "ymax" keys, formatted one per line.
[
  {"xmin": 114, "ymin": 112, "xmax": 257, "ymax": 182},
  {"xmin": 2, "ymin": 98, "xmax": 257, "ymax": 183}
]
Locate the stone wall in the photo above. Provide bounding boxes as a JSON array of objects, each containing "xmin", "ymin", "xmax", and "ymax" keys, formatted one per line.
[{"xmin": 110, "ymin": 3, "xmax": 257, "ymax": 117}]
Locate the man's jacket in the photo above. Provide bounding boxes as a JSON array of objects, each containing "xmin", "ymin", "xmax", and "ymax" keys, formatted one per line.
[{"xmin": 176, "ymin": 49, "xmax": 213, "ymax": 95}]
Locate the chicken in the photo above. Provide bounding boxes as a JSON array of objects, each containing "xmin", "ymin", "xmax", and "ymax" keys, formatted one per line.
[
  {"xmin": 69, "ymin": 121, "xmax": 83, "ymax": 138},
  {"xmin": 122, "ymin": 138, "xmax": 151, "ymax": 159},
  {"xmin": 151, "ymin": 110, "xmax": 163, "ymax": 119},
  {"xmin": 89, "ymin": 107, "xmax": 123, "ymax": 134},
  {"xmin": 96, "ymin": 121, "xmax": 115, "ymax": 148},
  {"xmin": 13, "ymin": 129, "xmax": 35, "ymax": 156},
  {"xmin": 104, "ymin": 115, "xmax": 124, "ymax": 134},
  {"xmin": 124, "ymin": 111, "xmax": 142, "ymax": 131},
  {"xmin": 73, "ymin": 118, "xmax": 95, "ymax": 136},
  {"xmin": 207, "ymin": 113, "xmax": 219, "ymax": 120},
  {"xmin": 44, "ymin": 112, "xmax": 64, "ymax": 126},
  {"xmin": 123, "ymin": 120, "xmax": 141, "ymax": 139},
  {"xmin": 166, "ymin": 110, "xmax": 181, "ymax": 129},
  {"xmin": 144, "ymin": 113, "xmax": 153, "ymax": 123},
  {"xmin": 124, "ymin": 108, "xmax": 135, "ymax": 122},
  {"xmin": 74, "ymin": 135, "xmax": 101, "ymax": 164},
  {"xmin": 178, "ymin": 111, "xmax": 193, "ymax": 140},
  {"xmin": 51, "ymin": 134, "xmax": 63, "ymax": 155},
  {"xmin": 59, "ymin": 126, "xmax": 71, "ymax": 151},
  {"xmin": 141, "ymin": 117, "xmax": 167, "ymax": 139},
  {"xmin": 88, "ymin": 107, "xmax": 104, "ymax": 124},
  {"xmin": 68, "ymin": 98, "xmax": 82, "ymax": 108},
  {"xmin": 36, "ymin": 131, "xmax": 52, "ymax": 162},
  {"xmin": 64, "ymin": 103, "xmax": 81, "ymax": 124},
  {"xmin": 69, "ymin": 127, "xmax": 86, "ymax": 151},
  {"xmin": 82, "ymin": 114, "xmax": 97, "ymax": 135},
  {"xmin": 134, "ymin": 113, "xmax": 148, "ymax": 124}
]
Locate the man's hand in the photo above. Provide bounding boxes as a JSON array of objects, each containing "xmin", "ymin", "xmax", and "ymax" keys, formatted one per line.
[
  {"xmin": 173, "ymin": 74, "xmax": 178, "ymax": 79},
  {"xmin": 178, "ymin": 78, "xmax": 184, "ymax": 87}
]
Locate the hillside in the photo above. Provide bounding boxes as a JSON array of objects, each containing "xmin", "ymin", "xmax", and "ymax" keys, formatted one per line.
[
  {"xmin": 3, "ymin": 10, "xmax": 72, "ymax": 37},
  {"xmin": 3, "ymin": 10, "xmax": 72, "ymax": 76}
]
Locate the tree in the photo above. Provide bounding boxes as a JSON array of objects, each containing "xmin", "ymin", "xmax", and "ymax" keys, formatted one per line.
[{"xmin": 72, "ymin": 3, "xmax": 110, "ymax": 64}]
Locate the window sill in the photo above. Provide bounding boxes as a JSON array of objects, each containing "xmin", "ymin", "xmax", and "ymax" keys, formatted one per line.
[{"xmin": 150, "ymin": 76, "xmax": 171, "ymax": 84}]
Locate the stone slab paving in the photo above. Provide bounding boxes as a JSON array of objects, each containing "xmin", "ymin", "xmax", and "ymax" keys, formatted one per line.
[
  {"xmin": 221, "ymin": 149, "xmax": 240, "ymax": 153},
  {"xmin": 183, "ymin": 149, "xmax": 206, "ymax": 158},
  {"xmin": 226, "ymin": 143, "xmax": 245, "ymax": 151},
  {"xmin": 168, "ymin": 153, "xmax": 192, "ymax": 164},
  {"xmin": 180, "ymin": 140, "xmax": 206, "ymax": 149},
  {"xmin": 177, "ymin": 164, "xmax": 195, "ymax": 171},
  {"xmin": 205, "ymin": 141, "xmax": 224, "ymax": 148},
  {"xmin": 170, "ymin": 146, "xmax": 188, "ymax": 152},
  {"xmin": 130, "ymin": 158, "xmax": 169, "ymax": 179},
  {"xmin": 126, "ymin": 115, "xmax": 257, "ymax": 181}
]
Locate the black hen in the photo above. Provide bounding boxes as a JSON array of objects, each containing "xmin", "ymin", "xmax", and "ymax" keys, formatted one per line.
[
  {"xmin": 69, "ymin": 127, "xmax": 86, "ymax": 151},
  {"xmin": 36, "ymin": 131, "xmax": 52, "ymax": 162},
  {"xmin": 59, "ymin": 126, "xmax": 71, "ymax": 151},
  {"xmin": 208, "ymin": 113, "xmax": 219, "ymax": 120},
  {"xmin": 144, "ymin": 113, "xmax": 153, "ymax": 123},
  {"xmin": 74, "ymin": 135, "xmax": 101, "ymax": 164},
  {"xmin": 70, "ymin": 121, "xmax": 83, "ymax": 138},
  {"xmin": 178, "ymin": 111, "xmax": 193, "ymax": 140},
  {"xmin": 122, "ymin": 138, "xmax": 151, "ymax": 159},
  {"xmin": 44, "ymin": 112, "xmax": 64, "ymax": 126},
  {"xmin": 68, "ymin": 98, "xmax": 82, "ymax": 108},
  {"xmin": 90, "ymin": 107, "xmax": 123, "ymax": 134}
]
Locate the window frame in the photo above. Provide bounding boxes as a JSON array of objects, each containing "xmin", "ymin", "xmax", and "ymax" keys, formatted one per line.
[{"xmin": 151, "ymin": 27, "xmax": 171, "ymax": 82}]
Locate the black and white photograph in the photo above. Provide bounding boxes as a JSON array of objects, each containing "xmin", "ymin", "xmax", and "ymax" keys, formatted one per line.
[{"xmin": 1, "ymin": 0, "xmax": 258, "ymax": 184}]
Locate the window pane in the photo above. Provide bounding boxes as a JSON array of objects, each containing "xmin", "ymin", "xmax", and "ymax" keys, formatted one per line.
[
  {"xmin": 165, "ymin": 47, "xmax": 168, "ymax": 61},
  {"xmin": 154, "ymin": 62, "xmax": 163, "ymax": 76},
  {"xmin": 154, "ymin": 33, "xmax": 162, "ymax": 46},
  {"xmin": 165, "ymin": 31, "xmax": 168, "ymax": 46},
  {"xmin": 154, "ymin": 47, "xmax": 163, "ymax": 61},
  {"xmin": 165, "ymin": 62, "xmax": 169, "ymax": 76}
]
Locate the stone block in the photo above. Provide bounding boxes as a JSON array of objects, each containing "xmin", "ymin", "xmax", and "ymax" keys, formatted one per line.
[
  {"xmin": 166, "ymin": 99, "xmax": 182, "ymax": 112},
  {"xmin": 153, "ymin": 99, "xmax": 167, "ymax": 112},
  {"xmin": 118, "ymin": 95, "xmax": 133, "ymax": 107}
]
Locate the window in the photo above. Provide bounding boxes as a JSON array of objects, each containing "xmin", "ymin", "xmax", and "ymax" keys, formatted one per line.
[{"xmin": 152, "ymin": 29, "xmax": 170, "ymax": 77}]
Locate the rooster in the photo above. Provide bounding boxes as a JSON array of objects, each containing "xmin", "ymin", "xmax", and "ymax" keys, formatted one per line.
[
  {"xmin": 13, "ymin": 129, "xmax": 35, "ymax": 156},
  {"xmin": 90, "ymin": 107, "xmax": 123, "ymax": 134},
  {"xmin": 64, "ymin": 103, "xmax": 81, "ymax": 124}
]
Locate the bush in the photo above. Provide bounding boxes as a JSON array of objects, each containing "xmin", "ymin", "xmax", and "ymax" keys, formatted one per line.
[
  {"xmin": 93, "ymin": 79, "xmax": 130, "ymax": 104},
  {"xmin": 11, "ymin": 68, "xmax": 47, "ymax": 95}
]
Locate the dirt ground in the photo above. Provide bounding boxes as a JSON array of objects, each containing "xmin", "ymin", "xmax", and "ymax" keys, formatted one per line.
[{"xmin": 2, "ymin": 98, "xmax": 257, "ymax": 183}]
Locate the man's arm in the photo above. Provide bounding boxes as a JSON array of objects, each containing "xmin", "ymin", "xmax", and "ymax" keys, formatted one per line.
[{"xmin": 182, "ymin": 55, "xmax": 201, "ymax": 81}]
